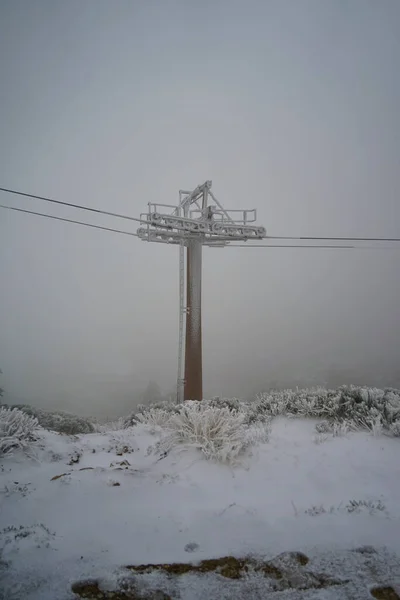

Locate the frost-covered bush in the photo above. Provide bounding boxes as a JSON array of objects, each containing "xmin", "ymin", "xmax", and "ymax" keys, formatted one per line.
[
  {"xmin": 244, "ymin": 402, "xmax": 273, "ymax": 426},
  {"xmin": 304, "ymin": 500, "xmax": 387, "ymax": 517},
  {"xmin": 137, "ymin": 400, "xmax": 180, "ymax": 417},
  {"xmin": 151, "ymin": 401, "xmax": 262, "ymax": 464},
  {"xmin": 331, "ymin": 421, "xmax": 350, "ymax": 437},
  {"xmin": 42, "ymin": 412, "xmax": 95, "ymax": 435},
  {"xmin": 346, "ymin": 499, "xmax": 386, "ymax": 515},
  {"xmin": 315, "ymin": 419, "xmax": 351, "ymax": 437},
  {"xmin": 135, "ymin": 407, "xmax": 173, "ymax": 429},
  {"xmin": 120, "ymin": 385, "xmax": 400, "ymax": 443},
  {"xmin": 335, "ymin": 386, "xmax": 400, "ymax": 432},
  {"xmin": 255, "ymin": 387, "xmax": 339, "ymax": 420},
  {"xmin": 3, "ymin": 404, "xmax": 95, "ymax": 435},
  {"xmin": 117, "ymin": 412, "xmax": 137, "ymax": 429},
  {"xmin": 122, "ymin": 400, "xmax": 180, "ymax": 429},
  {"xmin": 0, "ymin": 407, "xmax": 39, "ymax": 456},
  {"xmin": 208, "ymin": 397, "xmax": 242, "ymax": 413},
  {"xmin": 254, "ymin": 385, "xmax": 400, "ymax": 435},
  {"xmin": 244, "ymin": 420, "xmax": 271, "ymax": 445},
  {"xmin": 108, "ymin": 430, "xmax": 138, "ymax": 455},
  {"xmin": 389, "ymin": 421, "xmax": 400, "ymax": 437},
  {"xmin": 315, "ymin": 420, "xmax": 332, "ymax": 434}
]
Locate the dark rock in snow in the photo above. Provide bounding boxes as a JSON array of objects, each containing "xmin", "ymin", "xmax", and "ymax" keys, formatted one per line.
[
  {"xmin": 71, "ymin": 578, "xmax": 171, "ymax": 599},
  {"xmin": 370, "ymin": 586, "xmax": 400, "ymax": 600}
]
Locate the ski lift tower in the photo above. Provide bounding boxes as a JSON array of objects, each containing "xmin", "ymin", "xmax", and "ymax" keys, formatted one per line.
[{"xmin": 137, "ymin": 181, "xmax": 266, "ymax": 402}]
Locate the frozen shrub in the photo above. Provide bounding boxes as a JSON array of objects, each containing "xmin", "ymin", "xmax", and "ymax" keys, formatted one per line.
[
  {"xmin": 255, "ymin": 388, "xmax": 339, "ymax": 419},
  {"xmin": 389, "ymin": 421, "xmax": 400, "ymax": 437},
  {"xmin": 368, "ymin": 415, "xmax": 383, "ymax": 437},
  {"xmin": 4, "ymin": 404, "xmax": 95, "ymax": 435},
  {"xmin": 208, "ymin": 397, "xmax": 242, "ymax": 413},
  {"xmin": 123, "ymin": 400, "xmax": 180, "ymax": 429},
  {"xmin": 116, "ymin": 386, "xmax": 400, "ymax": 440},
  {"xmin": 118, "ymin": 410, "xmax": 141, "ymax": 429},
  {"xmin": 336, "ymin": 386, "xmax": 400, "ymax": 432},
  {"xmin": 305, "ymin": 505, "xmax": 327, "ymax": 516},
  {"xmin": 346, "ymin": 499, "xmax": 386, "ymax": 515},
  {"xmin": 315, "ymin": 420, "xmax": 332, "ymax": 434},
  {"xmin": 331, "ymin": 421, "xmax": 350, "ymax": 437},
  {"xmin": 243, "ymin": 402, "xmax": 271, "ymax": 425},
  {"xmin": 244, "ymin": 420, "xmax": 271, "ymax": 445},
  {"xmin": 43, "ymin": 412, "xmax": 95, "ymax": 435},
  {"xmin": 108, "ymin": 430, "xmax": 138, "ymax": 455},
  {"xmin": 155, "ymin": 401, "xmax": 251, "ymax": 464},
  {"xmin": 137, "ymin": 400, "xmax": 179, "ymax": 415},
  {"xmin": 304, "ymin": 500, "xmax": 387, "ymax": 517},
  {"xmin": 0, "ymin": 407, "xmax": 39, "ymax": 456},
  {"xmin": 253, "ymin": 385, "xmax": 400, "ymax": 435},
  {"xmin": 135, "ymin": 408, "xmax": 172, "ymax": 429},
  {"xmin": 111, "ymin": 417, "xmax": 129, "ymax": 431}
]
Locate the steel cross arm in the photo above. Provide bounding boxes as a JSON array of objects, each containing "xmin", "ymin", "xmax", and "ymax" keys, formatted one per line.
[{"xmin": 180, "ymin": 181, "xmax": 212, "ymax": 213}]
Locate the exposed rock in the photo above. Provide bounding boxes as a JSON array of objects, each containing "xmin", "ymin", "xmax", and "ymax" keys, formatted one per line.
[
  {"xmin": 127, "ymin": 554, "xmax": 283, "ymax": 579},
  {"xmin": 370, "ymin": 586, "xmax": 400, "ymax": 600},
  {"xmin": 72, "ymin": 580, "xmax": 102, "ymax": 598},
  {"xmin": 127, "ymin": 556, "xmax": 252, "ymax": 579},
  {"xmin": 126, "ymin": 551, "xmax": 346, "ymax": 590},
  {"xmin": 73, "ymin": 551, "xmax": 351, "ymax": 598},
  {"xmin": 71, "ymin": 579, "xmax": 171, "ymax": 599}
]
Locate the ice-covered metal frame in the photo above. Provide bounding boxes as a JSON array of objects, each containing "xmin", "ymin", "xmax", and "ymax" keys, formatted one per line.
[
  {"xmin": 136, "ymin": 180, "xmax": 266, "ymax": 246},
  {"xmin": 136, "ymin": 181, "xmax": 266, "ymax": 403}
]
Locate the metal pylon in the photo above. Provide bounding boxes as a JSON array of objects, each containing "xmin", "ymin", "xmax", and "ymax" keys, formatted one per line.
[
  {"xmin": 177, "ymin": 239, "xmax": 185, "ymax": 403},
  {"xmin": 136, "ymin": 181, "xmax": 266, "ymax": 403}
]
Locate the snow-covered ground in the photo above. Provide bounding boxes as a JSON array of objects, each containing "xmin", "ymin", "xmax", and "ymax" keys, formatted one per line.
[{"xmin": 1, "ymin": 417, "xmax": 400, "ymax": 599}]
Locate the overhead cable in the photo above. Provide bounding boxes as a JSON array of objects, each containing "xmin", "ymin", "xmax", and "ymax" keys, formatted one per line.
[
  {"xmin": 0, "ymin": 204, "xmax": 140, "ymax": 238},
  {"xmin": 1, "ymin": 186, "xmax": 400, "ymax": 243}
]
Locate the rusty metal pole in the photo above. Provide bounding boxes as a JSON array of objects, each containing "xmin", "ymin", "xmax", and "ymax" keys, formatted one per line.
[{"xmin": 184, "ymin": 239, "xmax": 203, "ymax": 401}]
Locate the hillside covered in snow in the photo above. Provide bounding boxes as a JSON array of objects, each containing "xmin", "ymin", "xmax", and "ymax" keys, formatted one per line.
[{"xmin": 1, "ymin": 387, "xmax": 400, "ymax": 599}]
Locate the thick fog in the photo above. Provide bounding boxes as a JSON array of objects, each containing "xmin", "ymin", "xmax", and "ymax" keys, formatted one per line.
[{"xmin": 1, "ymin": 1, "xmax": 399, "ymax": 417}]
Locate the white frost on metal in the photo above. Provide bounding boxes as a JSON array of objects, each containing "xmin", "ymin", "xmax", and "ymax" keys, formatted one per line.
[
  {"xmin": 136, "ymin": 181, "xmax": 267, "ymax": 246},
  {"xmin": 136, "ymin": 181, "xmax": 266, "ymax": 401}
]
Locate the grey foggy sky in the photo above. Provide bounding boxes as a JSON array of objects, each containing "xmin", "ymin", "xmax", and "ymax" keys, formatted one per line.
[{"xmin": 1, "ymin": 0, "xmax": 400, "ymax": 415}]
